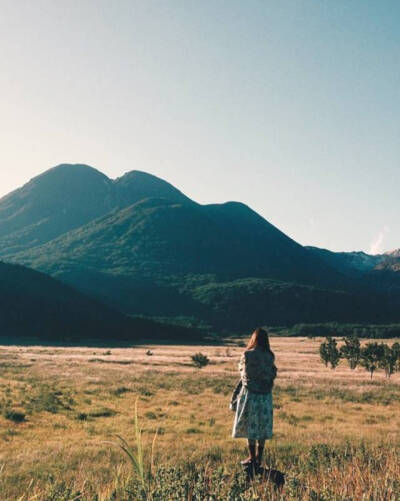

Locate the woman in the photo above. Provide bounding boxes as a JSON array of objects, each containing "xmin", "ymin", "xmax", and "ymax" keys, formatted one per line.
[{"xmin": 231, "ymin": 328, "xmax": 277, "ymax": 466}]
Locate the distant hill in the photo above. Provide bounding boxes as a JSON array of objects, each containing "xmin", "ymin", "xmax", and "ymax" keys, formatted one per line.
[
  {"xmin": 306, "ymin": 247, "xmax": 385, "ymax": 274},
  {"xmin": 385, "ymin": 249, "xmax": 400, "ymax": 258},
  {"xmin": 0, "ymin": 164, "xmax": 190, "ymax": 255},
  {"xmin": 0, "ymin": 261, "xmax": 197, "ymax": 343},
  {"xmin": 306, "ymin": 247, "xmax": 400, "ymax": 275},
  {"xmin": 376, "ymin": 257, "xmax": 400, "ymax": 273},
  {"xmin": 306, "ymin": 246, "xmax": 400, "ymax": 298},
  {"xmin": 377, "ymin": 249, "xmax": 400, "ymax": 272},
  {"xmin": 307, "ymin": 247, "xmax": 400, "ymax": 287}
]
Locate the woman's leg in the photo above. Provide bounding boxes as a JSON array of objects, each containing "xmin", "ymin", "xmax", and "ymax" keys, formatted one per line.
[
  {"xmin": 241, "ymin": 439, "xmax": 257, "ymax": 465},
  {"xmin": 256, "ymin": 439, "xmax": 265, "ymax": 464}
]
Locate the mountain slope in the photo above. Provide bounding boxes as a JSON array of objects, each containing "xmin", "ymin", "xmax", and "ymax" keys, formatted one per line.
[
  {"xmin": 306, "ymin": 247, "xmax": 385, "ymax": 274},
  {"xmin": 0, "ymin": 261, "xmax": 136, "ymax": 342},
  {"xmin": 12, "ymin": 197, "xmax": 344, "ymax": 286},
  {"xmin": 306, "ymin": 247, "xmax": 400, "ymax": 275},
  {"xmin": 114, "ymin": 170, "xmax": 192, "ymax": 207},
  {"xmin": 191, "ymin": 277, "xmax": 399, "ymax": 330},
  {"xmin": 11, "ymin": 197, "xmax": 390, "ymax": 331},
  {"xmin": 306, "ymin": 246, "xmax": 400, "ymax": 298},
  {"xmin": 376, "ymin": 255, "xmax": 400, "ymax": 273},
  {"xmin": 0, "ymin": 261, "xmax": 198, "ymax": 343},
  {"xmin": 0, "ymin": 165, "xmax": 114, "ymax": 254},
  {"xmin": 0, "ymin": 164, "xmax": 191, "ymax": 255},
  {"xmin": 3, "ymin": 164, "xmax": 400, "ymax": 333}
]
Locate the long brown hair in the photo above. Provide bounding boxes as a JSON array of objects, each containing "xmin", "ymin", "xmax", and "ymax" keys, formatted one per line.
[{"xmin": 246, "ymin": 327, "xmax": 275, "ymax": 358}]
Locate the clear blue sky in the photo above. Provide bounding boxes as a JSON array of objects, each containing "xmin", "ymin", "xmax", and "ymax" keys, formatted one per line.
[{"xmin": 1, "ymin": 1, "xmax": 399, "ymax": 253}]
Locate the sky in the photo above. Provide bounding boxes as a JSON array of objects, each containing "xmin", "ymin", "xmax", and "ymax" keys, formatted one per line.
[{"xmin": 0, "ymin": 1, "xmax": 399, "ymax": 253}]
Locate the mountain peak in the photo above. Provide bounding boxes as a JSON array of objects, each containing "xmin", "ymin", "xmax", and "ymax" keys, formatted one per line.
[
  {"xmin": 114, "ymin": 170, "xmax": 193, "ymax": 205},
  {"xmin": 0, "ymin": 164, "xmax": 115, "ymax": 253},
  {"xmin": 0, "ymin": 164, "xmax": 194, "ymax": 255},
  {"xmin": 34, "ymin": 163, "xmax": 109, "ymax": 182},
  {"xmin": 116, "ymin": 169, "xmax": 158, "ymax": 179}
]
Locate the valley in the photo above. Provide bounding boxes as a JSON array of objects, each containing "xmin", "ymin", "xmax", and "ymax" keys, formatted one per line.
[{"xmin": 1, "ymin": 337, "xmax": 399, "ymax": 499}]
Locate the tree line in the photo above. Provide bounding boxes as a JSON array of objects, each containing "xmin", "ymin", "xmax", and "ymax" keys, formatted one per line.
[{"xmin": 319, "ymin": 336, "xmax": 400, "ymax": 378}]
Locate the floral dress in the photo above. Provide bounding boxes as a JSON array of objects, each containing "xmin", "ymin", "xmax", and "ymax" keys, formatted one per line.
[{"xmin": 232, "ymin": 348, "xmax": 276, "ymax": 440}]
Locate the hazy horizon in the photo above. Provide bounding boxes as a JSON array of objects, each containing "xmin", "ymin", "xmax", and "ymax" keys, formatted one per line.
[{"xmin": 1, "ymin": 1, "xmax": 399, "ymax": 253}]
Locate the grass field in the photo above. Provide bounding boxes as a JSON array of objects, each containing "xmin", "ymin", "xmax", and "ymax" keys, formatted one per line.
[{"xmin": 1, "ymin": 337, "xmax": 400, "ymax": 500}]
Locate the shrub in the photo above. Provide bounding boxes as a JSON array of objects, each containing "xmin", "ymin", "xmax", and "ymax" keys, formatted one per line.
[
  {"xmin": 185, "ymin": 427, "xmax": 202, "ymax": 434},
  {"xmin": 138, "ymin": 386, "xmax": 154, "ymax": 397},
  {"xmin": 26, "ymin": 385, "xmax": 70, "ymax": 414},
  {"xmin": 191, "ymin": 352, "xmax": 210, "ymax": 369},
  {"xmin": 113, "ymin": 386, "xmax": 131, "ymax": 397},
  {"xmin": 4, "ymin": 409, "xmax": 26, "ymax": 423},
  {"xmin": 88, "ymin": 407, "xmax": 116, "ymax": 418}
]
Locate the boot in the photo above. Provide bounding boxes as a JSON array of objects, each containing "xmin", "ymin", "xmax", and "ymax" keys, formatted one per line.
[
  {"xmin": 256, "ymin": 444, "xmax": 264, "ymax": 465},
  {"xmin": 241, "ymin": 442, "xmax": 256, "ymax": 465}
]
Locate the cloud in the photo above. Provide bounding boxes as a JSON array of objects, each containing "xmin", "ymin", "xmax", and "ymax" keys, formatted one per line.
[{"xmin": 369, "ymin": 226, "xmax": 390, "ymax": 255}]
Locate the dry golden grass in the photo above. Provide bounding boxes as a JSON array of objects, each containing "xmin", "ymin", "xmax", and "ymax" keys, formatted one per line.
[{"xmin": 0, "ymin": 337, "xmax": 399, "ymax": 500}]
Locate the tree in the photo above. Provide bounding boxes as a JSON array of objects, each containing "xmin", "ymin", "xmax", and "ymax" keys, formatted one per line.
[
  {"xmin": 319, "ymin": 337, "xmax": 340, "ymax": 369},
  {"xmin": 379, "ymin": 344, "xmax": 398, "ymax": 378},
  {"xmin": 380, "ymin": 342, "xmax": 400, "ymax": 378},
  {"xmin": 393, "ymin": 342, "xmax": 400, "ymax": 372},
  {"xmin": 360, "ymin": 343, "xmax": 385, "ymax": 378},
  {"xmin": 319, "ymin": 339, "xmax": 330, "ymax": 367},
  {"xmin": 191, "ymin": 352, "xmax": 210, "ymax": 369},
  {"xmin": 340, "ymin": 335, "xmax": 360, "ymax": 370}
]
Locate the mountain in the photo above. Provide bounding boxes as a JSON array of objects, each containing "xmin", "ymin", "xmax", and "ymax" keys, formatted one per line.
[
  {"xmin": 0, "ymin": 164, "xmax": 190, "ymax": 255},
  {"xmin": 8, "ymin": 190, "xmax": 395, "ymax": 330},
  {"xmin": 3, "ymin": 164, "xmax": 400, "ymax": 333},
  {"xmin": 306, "ymin": 247, "xmax": 400, "ymax": 276},
  {"xmin": 376, "ymin": 249, "xmax": 400, "ymax": 273},
  {"xmin": 306, "ymin": 246, "xmax": 400, "ymax": 298},
  {"xmin": 114, "ymin": 170, "xmax": 192, "ymax": 207},
  {"xmin": 385, "ymin": 249, "xmax": 400, "ymax": 258},
  {"xmin": 0, "ymin": 260, "xmax": 195, "ymax": 343},
  {"xmin": 13, "ymin": 197, "xmax": 344, "ymax": 284},
  {"xmin": 306, "ymin": 247, "xmax": 385, "ymax": 274}
]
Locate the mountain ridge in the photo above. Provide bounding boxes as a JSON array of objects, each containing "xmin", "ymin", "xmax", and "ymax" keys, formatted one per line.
[
  {"xmin": 306, "ymin": 246, "xmax": 385, "ymax": 274},
  {"xmin": 11, "ymin": 196, "xmax": 345, "ymax": 287},
  {"xmin": 0, "ymin": 164, "xmax": 191, "ymax": 255},
  {"xmin": 307, "ymin": 246, "xmax": 400, "ymax": 276}
]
